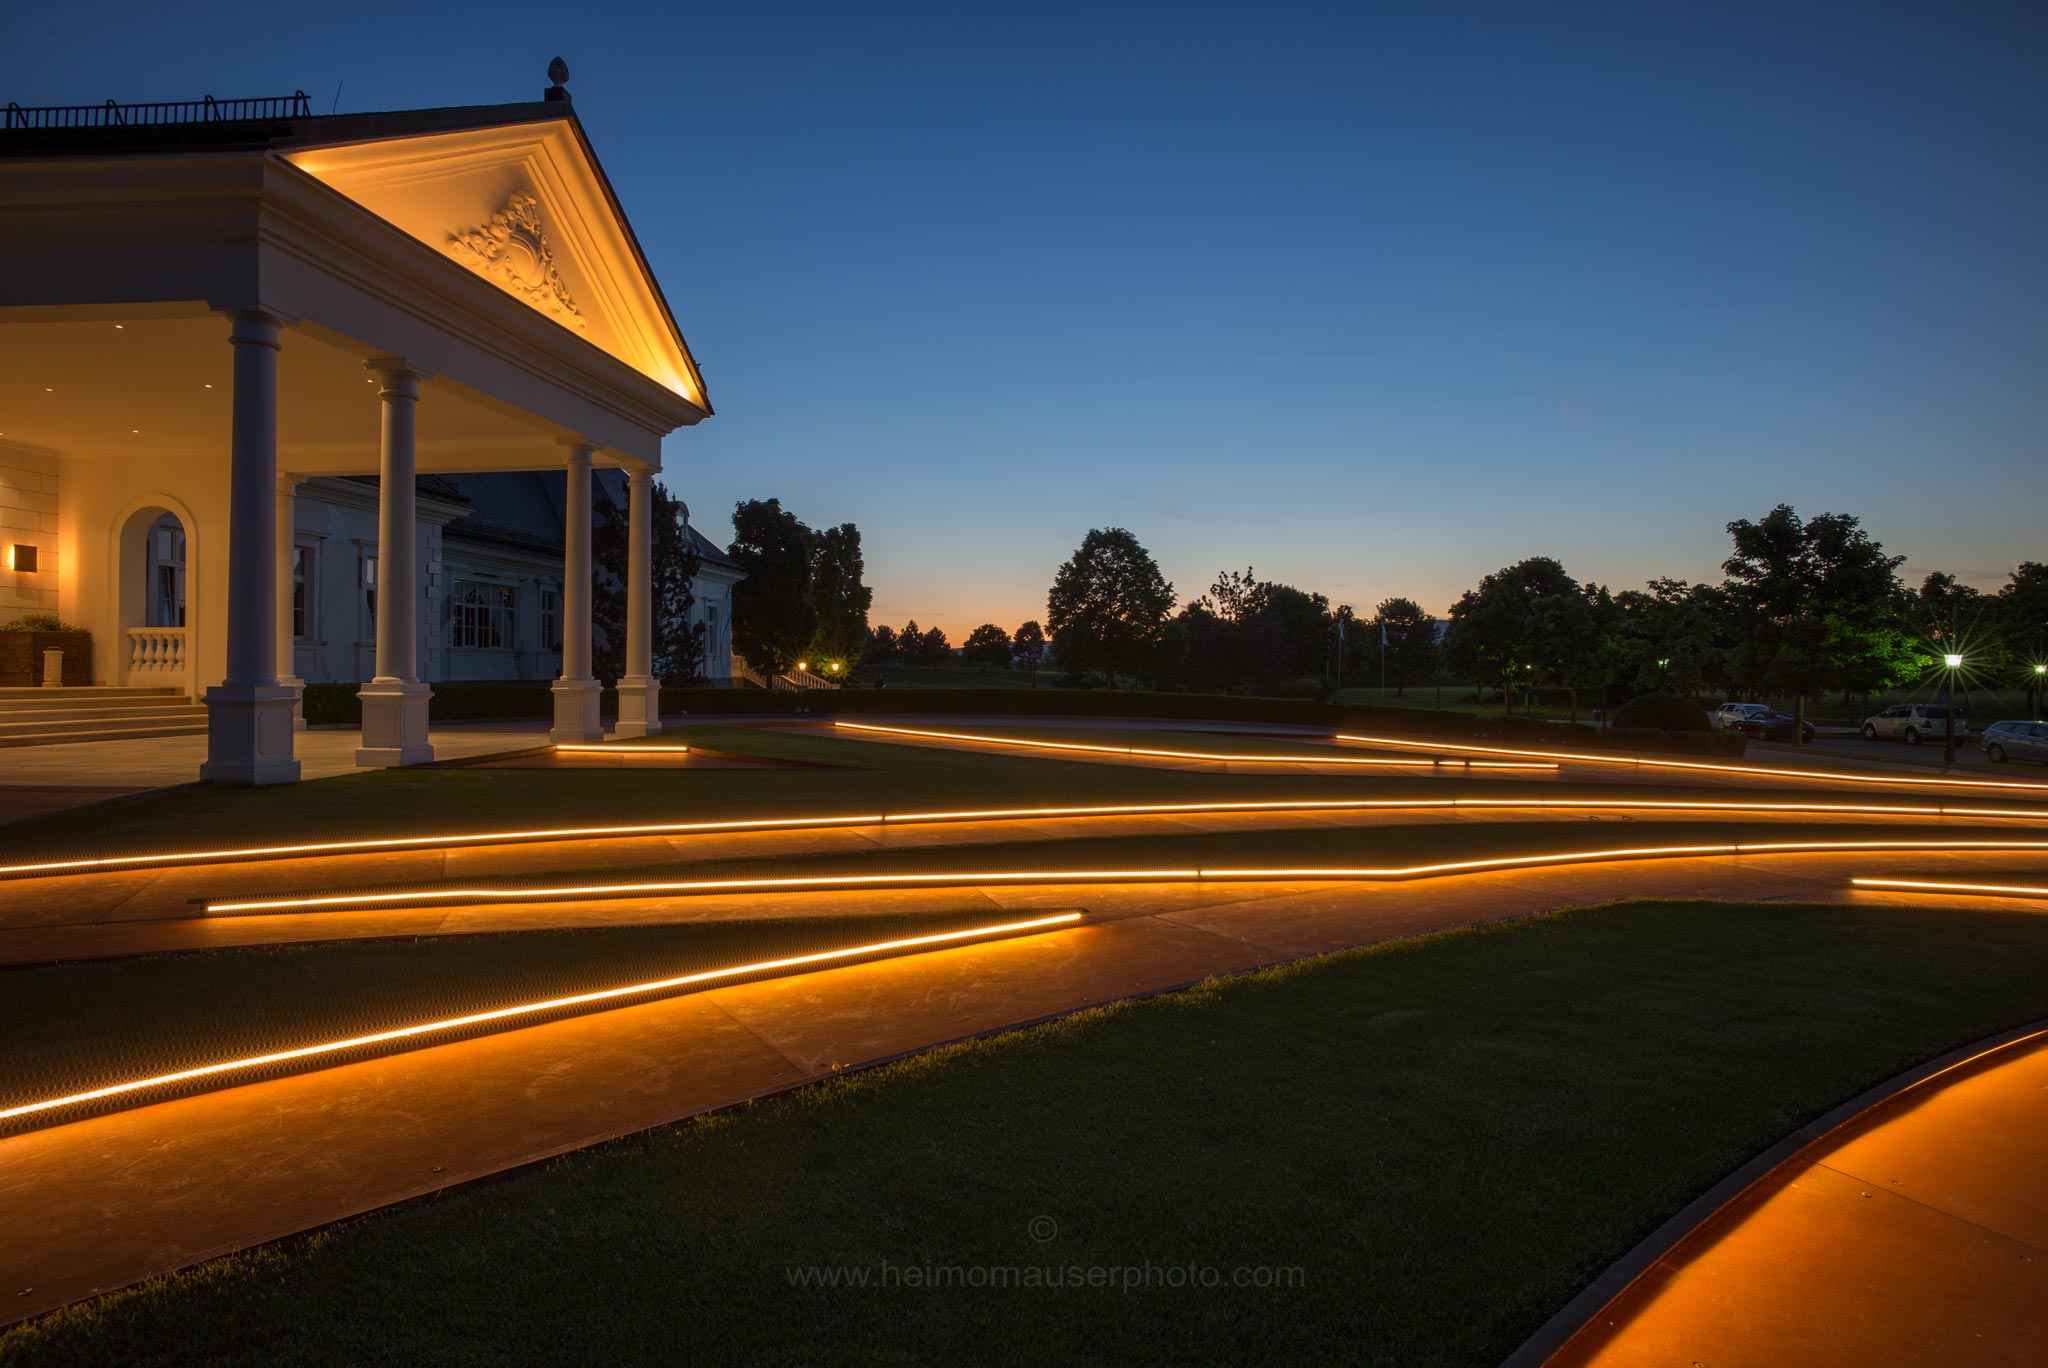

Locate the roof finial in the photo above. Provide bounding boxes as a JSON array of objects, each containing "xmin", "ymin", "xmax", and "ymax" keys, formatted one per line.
[{"xmin": 545, "ymin": 57, "xmax": 571, "ymax": 103}]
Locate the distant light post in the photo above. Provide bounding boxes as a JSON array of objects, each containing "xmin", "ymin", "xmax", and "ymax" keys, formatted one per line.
[
  {"xmin": 2034, "ymin": 663, "xmax": 2045, "ymax": 722},
  {"xmin": 1942, "ymin": 653, "xmax": 1962, "ymax": 764}
]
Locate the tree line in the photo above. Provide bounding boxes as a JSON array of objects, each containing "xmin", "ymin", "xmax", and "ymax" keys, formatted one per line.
[{"xmin": 1033, "ymin": 512, "xmax": 2048, "ymax": 723}]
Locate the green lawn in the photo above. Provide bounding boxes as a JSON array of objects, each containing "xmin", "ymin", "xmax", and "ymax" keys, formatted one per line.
[
  {"xmin": 7, "ymin": 897, "xmax": 2048, "ymax": 1366},
  {"xmin": 0, "ymin": 908, "xmax": 1012, "ymax": 1127}
]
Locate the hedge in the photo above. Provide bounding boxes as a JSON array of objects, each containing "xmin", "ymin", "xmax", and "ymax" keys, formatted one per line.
[{"xmin": 296, "ymin": 682, "xmax": 1747, "ymax": 759}]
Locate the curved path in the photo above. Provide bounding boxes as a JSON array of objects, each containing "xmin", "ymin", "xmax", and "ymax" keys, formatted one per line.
[
  {"xmin": 1518, "ymin": 1023, "xmax": 2048, "ymax": 1368},
  {"xmin": 6, "ymin": 721, "xmax": 2048, "ymax": 1331}
]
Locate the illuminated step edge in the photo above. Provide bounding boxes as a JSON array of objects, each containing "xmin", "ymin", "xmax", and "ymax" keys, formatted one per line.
[
  {"xmin": 11, "ymin": 796, "xmax": 2048, "ymax": 884},
  {"xmin": 832, "ymin": 720, "xmax": 1557, "ymax": 770},
  {"xmin": 1331, "ymin": 731, "xmax": 2048, "ymax": 793},
  {"xmin": 553, "ymin": 744, "xmax": 692, "ymax": 754},
  {"xmin": 200, "ymin": 839, "xmax": 2048, "ymax": 917},
  {"xmin": 0, "ymin": 911, "xmax": 1084, "ymax": 1138},
  {"xmin": 1852, "ymin": 877, "xmax": 2048, "ymax": 899}
]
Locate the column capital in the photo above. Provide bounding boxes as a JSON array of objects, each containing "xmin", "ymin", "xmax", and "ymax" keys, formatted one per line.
[
  {"xmin": 626, "ymin": 466, "xmax": 656, "ymax": 490},
  {"xmin": 210, "ymin": 302, "xmax": 300, "ymax": 345},
  {"xmin": 276, "ymin": 471, "xmax": 306, "ymax": 496},
  {"xmin": 557, "ymin": 436, "xmax": 598, "ymax": 463},
  {"xmin": 364, "ymin": 359, "xmax": 431, "ymax": 398}
]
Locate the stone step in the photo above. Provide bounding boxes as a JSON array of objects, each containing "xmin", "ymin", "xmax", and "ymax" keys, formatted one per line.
[
  {"xmin": 0, "ymin": 696, "xmax": 198, "ymax": 717},
  {"xmin": 0, "ymin": 721, "xmax": 210, "ymax": 750},
  {"xmin": 0, "ymin": 711, "xmax": 210, "ymax": 741},
  {"xmin": 0, "ymin": 686, "xmax": 183, "ymax": 701},
  {"xmin": 0, "ymin": 712, "xmax": 211, "ymax": 733}
]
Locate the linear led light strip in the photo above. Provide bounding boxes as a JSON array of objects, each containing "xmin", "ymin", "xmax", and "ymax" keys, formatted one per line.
[
  {"xmin": 831, "ymin": 720, "xmax": 1555, "ymax": 770},
  {"xmin": 1852, "ymin": 877, "xmax": 2048, "ymax": 899},
  {"xmin": 0, "ymin": 911, "xmax": 1083, "ymax": 1126},
  {"xmin": 1332, "ymin": 731, "xmax": 2048, "ymax": 793},
  {"xmin": 554, "ymin": 744, "xmax": 691, "ymax": 754},
  {"xmin": 11, "ymin": 796, "xmax": 2048, "ymax": 883},
  {"xmin": 204, "ymin": 839, "xmax": 2048, "ymax": 915}
]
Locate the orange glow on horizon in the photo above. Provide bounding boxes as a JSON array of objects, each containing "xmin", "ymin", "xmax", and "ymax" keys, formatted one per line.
[{"xmin": 0, "ymin": 911, "xmax": 1085, "ymax": 1127}]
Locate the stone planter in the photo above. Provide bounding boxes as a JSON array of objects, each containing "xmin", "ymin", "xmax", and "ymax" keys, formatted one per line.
[{"xmin": 0, "ymin": 631, "xmax": 93, "ymax": 686}]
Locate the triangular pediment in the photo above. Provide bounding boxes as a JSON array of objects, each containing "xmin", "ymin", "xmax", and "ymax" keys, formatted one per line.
[{"xmin": 283, "ymin": 115, "xmax": 707, "ymax": 411}]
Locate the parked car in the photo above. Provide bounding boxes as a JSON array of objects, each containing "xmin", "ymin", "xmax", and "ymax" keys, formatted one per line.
[
  {"xmin": 1983, "ymin": 721, "xmax": 2048, "ymax": 765},
  {"xmin": 1861, "ymin": 704, "xmax": 1971, "ymax": 746},
  {"xmin": 1714, "ymin": 702, "xmax": 1772, "ymax": 731},
  {"xmin": 1735, "ymin": 711, "xmax": 1816, "ymax": 743}
]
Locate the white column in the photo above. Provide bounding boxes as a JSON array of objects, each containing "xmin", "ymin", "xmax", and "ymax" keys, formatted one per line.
[
  {"xmin": 356, "ymin": 361, "xmax": 435, "ymax": 766},
  {"xmin": 614, "ymin": 467, "xmax": 663, "ymax": 736},
  {"xmin": 550, "ymin": 439, "xmax": 603, "ymax": 742},
  {"xmin": 275, "ymin": 473, "xmax": 306, "ymax": 730},
  {"xmin": 199, "ymin": 306, "xmax": 301, "ymax": 785}
]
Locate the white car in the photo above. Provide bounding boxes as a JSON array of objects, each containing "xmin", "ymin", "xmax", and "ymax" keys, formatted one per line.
[
  {"xmin": 1714, "ymin": 703, "xmax": 1772, "ymax": 731},
  {"xmin": 1862, "ymin": 704, "xmax": 1970, "ymax": 746}
]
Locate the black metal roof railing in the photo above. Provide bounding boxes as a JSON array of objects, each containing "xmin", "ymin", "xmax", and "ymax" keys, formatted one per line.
[{"xmin": 3, "ymin": 92, "xmax": 312, "ymax": 130}]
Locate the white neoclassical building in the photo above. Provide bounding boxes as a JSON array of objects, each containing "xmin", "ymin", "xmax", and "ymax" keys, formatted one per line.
[{"xmin": 0, "ymin": 72, "xmax": 715, "ymax": 781}]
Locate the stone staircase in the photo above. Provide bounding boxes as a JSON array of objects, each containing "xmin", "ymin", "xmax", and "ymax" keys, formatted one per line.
[{"xmin": 0, "ymin": 687, "xmax": 210, "ymax": 748}]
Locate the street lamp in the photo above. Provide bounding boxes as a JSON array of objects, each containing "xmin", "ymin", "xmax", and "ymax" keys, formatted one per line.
[
  {"xmin": 2034, "ymin": 663, "xmax": 2045, "ymax": 722},
  {"xmin": 1942, "ymin": 653, "xmax": 1962, "ymax": 765}
]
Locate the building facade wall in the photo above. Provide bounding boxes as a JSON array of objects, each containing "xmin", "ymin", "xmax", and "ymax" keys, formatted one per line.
[
  {"xmin": 1, "ymin": 446, "xmax": 60, "ymax": 623},
  {"xmin": 286, "ymin": 480, "xmax": 733, "ymax": 687}
]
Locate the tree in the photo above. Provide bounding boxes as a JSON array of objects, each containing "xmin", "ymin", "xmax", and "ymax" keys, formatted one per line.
[
  {"xmin": 728, "ymin": 498, "xmax": 816, "ymax": 677},
  {"xmin": 1527, "ymin": 584, "xmax": 1619, "ymax": 723},
  {"xmin": 1997, "ymin": 563, "xmax": 2048, "ymax": 676},
  {"xmin": 1614, "ymin": 578, "xmax": 1717, "ymax": 696},
  {"xmin": 1372, "ymin": 598, "xmax": 1438, "ymax": 695},
  {"xmin": 592, "ymin": 481, "xmax": 703, "ymax": 685},
  {"xmin": 1046, "ymin": 528, "xmax": 1175, "ymax": 687},
  {"xmin": 963, "ymin": 623, "xmax": 1012, "ymax": 671},
  {"xmin": 1441, "ymin": 557, "xmax": 1580, "ymax": 713},
  {"xmin": 865, "ymin": 624, "xmax": 900, "ymax": 665},
  {"xmin": 917, "ymin": 624, "xmax": 953, "ymax": 667},
  {"xmin": 807, "ymin": 523, "xmax": 872, "ymax": 671},
  {"xmin": 1014, "ymin": 619, "xmax": 1046, "ymax": 686},
  {"xmin": 1720, "ymin": 505, "xmax": 1913, "ymax": 742}
]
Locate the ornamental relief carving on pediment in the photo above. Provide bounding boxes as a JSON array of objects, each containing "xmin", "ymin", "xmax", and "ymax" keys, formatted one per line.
[{"xmin": 446, "ymin": 193, "xmax": 588, "ymax": 332}]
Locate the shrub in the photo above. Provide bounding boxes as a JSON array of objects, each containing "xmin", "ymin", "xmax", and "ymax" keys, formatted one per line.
[
  {"xmin": 1613, "ymin": 692, "xmax": 1711, "ymax": 733},
  {"xmin": 1, "ymin": 614, "xmax": 79, "ymax": 632}
]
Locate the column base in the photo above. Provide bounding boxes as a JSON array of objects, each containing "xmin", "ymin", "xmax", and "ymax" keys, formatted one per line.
[
  {"xmin": 550, "ymin": 676, "xmax": 603, "ymax": 744},
  {"xmin": 356, "ymin": 679, "xmax": 434, "ymax": 767},
  {"xmin": 614, "ymin": 674, "xmax": 663, "ymax": 737},
  {"xmin": 279, "ymin": 674, "xmax": 307, "ymax": 731},
  {"xmin": 199, "ymin": 683, "xmax": 302, "ymax": 786}
]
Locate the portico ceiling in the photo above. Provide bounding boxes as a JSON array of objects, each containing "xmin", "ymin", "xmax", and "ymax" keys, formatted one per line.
[{"xmin": 0, "ymin": 309, "xmax": 592, "ymax": 476}]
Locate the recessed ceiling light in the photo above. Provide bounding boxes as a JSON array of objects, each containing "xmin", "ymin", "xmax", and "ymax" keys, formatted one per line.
[
  {"xmin": 131, "ymin": 428, "xmax": 140, "ymax": 434},
  {"xmin": 203, "ymin": 383, "xmax": 213, "ymax": 389},
  {"xmin": 114, "ymin": 324, "xmax": 124, "ymax": 330},
  {"xmin": 44, "ymin": 387, "xmax": 53, "ymax": 393}
]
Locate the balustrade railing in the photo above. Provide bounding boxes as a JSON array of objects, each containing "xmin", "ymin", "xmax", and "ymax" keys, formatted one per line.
[
  {"xmin": 4, "ymin": 93, "xmax": 312, "ymax": 130},
  {"xmin": 126, "ymin": 627, "xmax": 189, "ymax": 685}
]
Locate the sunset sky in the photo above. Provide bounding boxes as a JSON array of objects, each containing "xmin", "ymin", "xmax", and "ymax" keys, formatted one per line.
[{"xmin": 14, "ymin": 1, "xmax": 2045, "ymax": 630}]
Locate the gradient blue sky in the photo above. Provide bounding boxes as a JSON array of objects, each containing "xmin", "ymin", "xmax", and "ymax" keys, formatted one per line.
[{"xmin": 12, "ymin": 2, "xmax": 2045, "ymax": 630}]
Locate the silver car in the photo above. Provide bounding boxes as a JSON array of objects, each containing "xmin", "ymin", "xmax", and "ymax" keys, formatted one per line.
[
  {"xmin": 1714, "ymin": 703, "xmax": 1772, "ymax": 731},
  {"xmin": 1862, "ymin": 703, "xmax": 1970, "ymax": 746},
  {"xmin": 1983, "ymin": 721, "xmax": 2048, "ymax": 765}
]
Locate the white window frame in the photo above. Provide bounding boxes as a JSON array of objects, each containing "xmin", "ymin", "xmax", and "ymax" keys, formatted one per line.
[{"xmin": 450, "ymin": 579, "xmax": 518, "ymax": 651}]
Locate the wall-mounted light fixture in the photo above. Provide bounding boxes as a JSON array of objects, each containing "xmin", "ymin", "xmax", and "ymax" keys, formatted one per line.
[{"xmin": 7, "ymin": 544, "xmax": 36, "ymax": 574}]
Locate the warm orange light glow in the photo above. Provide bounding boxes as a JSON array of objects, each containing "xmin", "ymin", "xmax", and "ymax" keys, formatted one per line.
[
  {"xmin": 1332, "ymin": 731, "xmax": 2048, "ymax": 792},
  {"xmin": 1851, "ymin": 877, "xmax": 2048, "ymax": 899},
  {"xmin": 0, "ymin": 911, "xmax": 1085, "ymax": 1126},
  {"xmin": 833, "ymin": 720, "xmax": 1556, "ymax": 770},
  {"xmin": 554, "ymin": 744, "xmax": 692, "ymax": 754},
  {"xmin": 10, "ymin": 797, "xmax": 2048, "ymax": 882},
  {"xmin": 202, "ymin": 839, "xmax": 2048, "ymax": 916}
]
